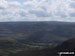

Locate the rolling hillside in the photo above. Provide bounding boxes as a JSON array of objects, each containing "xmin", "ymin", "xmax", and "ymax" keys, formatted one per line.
[
  {"xmin": 0, "ymin": 21, "xmax": 75, "ymax": 44},
  {"xmin": 9, "ymin": 38, "xmax": 75, "ymax": 56},
  {"xmin": 0, "ymin": 21, "xmax": 75, "ymax": 56}
]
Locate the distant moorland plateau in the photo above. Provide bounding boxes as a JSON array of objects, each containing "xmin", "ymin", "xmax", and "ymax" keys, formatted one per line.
[{"xmin": 0, "ymin": 21, "xmax": 75, "ymax": 56}]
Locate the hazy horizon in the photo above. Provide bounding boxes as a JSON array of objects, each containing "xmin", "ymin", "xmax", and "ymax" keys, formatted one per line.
[{"xmin": 0, "ymin": 21, "xmax": 75, "ymax": 23}]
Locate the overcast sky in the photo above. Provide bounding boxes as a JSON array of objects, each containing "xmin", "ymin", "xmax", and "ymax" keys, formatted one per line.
[{"xmin": 0, "ymin": 0, "xmax": 75, "ymax": 22}]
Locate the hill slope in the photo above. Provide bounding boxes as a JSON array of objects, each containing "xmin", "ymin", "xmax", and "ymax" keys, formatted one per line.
[
  {"xmin": 0, "ymin": 21, "xmax": 75, "ymax": 44},
  {"xmin": 0, "ymin": 21, "xmax": 75, "ymax": 56},
  {"xmin": 9, "ymin": 38, "xmax": 75, "ymax": 56}
]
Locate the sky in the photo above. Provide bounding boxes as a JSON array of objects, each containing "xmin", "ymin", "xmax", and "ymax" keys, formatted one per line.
[{"xmin": 0, "ymin": 0, "xmax": 75, "ymax": 22}]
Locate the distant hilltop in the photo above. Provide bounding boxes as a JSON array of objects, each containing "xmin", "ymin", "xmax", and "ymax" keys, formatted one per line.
[{"xmin": 0, "ymin": 21, "xmax": 75, "ymax": 44}]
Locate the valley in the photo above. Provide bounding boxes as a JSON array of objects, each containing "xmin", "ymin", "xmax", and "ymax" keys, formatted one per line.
[{"xmin": 0, "ymin": 21, "xmax": 75, "ymax": 56}]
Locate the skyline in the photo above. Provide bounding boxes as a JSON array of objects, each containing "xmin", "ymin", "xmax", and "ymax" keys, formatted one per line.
[{"xmin": 0, "ymin": 0, "xmax": 75, "ymax": 22}]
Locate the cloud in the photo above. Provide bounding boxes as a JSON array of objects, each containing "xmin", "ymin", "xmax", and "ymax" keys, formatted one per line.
[
  {"xmin": 29, "ymin": 10, "xmax": 52, "ymax": 17},
  {"xmin": 0, "ymin": 0, "xmax": 8, "ymax": 9},
  {"xmin": 70, "ymin": 2, "xmax": 75, "ymax": 8},
  {"xmin": 0, "ymin": 0, "xmax": 75, "ymax": 22},
  {"xmin": 23, "ymin": 1, "xmax": 33, "ymax": 6},
  {"xmin": 69, "ymin": 12, "xmax": 75, "ymax": 17},
  {"xmin": 8, "ymin": 1, "xmax": 21, "ymax": 7}
]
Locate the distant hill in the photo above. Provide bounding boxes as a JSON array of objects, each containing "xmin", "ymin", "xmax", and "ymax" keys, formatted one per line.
[{"xmin": 0, "ymin": 21, "xmax": 75, "ymax": 44}]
